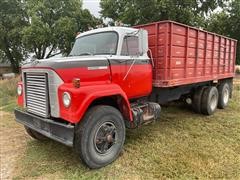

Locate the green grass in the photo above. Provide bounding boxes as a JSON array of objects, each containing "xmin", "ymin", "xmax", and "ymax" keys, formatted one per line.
[
  {"xmin": 0, "ymin": 77, "xmax": 18, "ymax": 112},
  {"xmin": 1, "ymin": 78, "xmax": 240, "ymax": 179}
]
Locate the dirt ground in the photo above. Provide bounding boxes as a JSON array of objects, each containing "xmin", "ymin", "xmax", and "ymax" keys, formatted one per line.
[{"xmin": 0, "ymin": 111, "xmax": 28, "ymax": 180}]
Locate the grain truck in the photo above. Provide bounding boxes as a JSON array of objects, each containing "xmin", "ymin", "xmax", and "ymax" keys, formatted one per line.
[{"xmin": 15, "ymin": 21, "xmax": 237, "ymax": 168}]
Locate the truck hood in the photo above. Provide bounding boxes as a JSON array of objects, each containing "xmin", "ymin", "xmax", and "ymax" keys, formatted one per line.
[
  {"xmin": 22, "ymin": 56, "xmax": 109, "ymax": 70},
  {"xmin": 22, "ymin": 56, "xmax": 111, "ymax": 84}
]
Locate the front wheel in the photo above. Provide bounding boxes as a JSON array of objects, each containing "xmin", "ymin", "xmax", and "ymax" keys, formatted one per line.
[{"xmin": 74, "ymin": 105, "xmax": 126, "ymax": 169}]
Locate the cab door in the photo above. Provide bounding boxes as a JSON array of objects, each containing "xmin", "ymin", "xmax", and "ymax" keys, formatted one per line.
[{"xmin": 110, "ymin": 35, "xmax": 152, "ymax": 99}]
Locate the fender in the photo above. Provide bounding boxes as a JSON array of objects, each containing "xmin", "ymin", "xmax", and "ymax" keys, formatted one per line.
[{"xmin": 58, "ymin": 83, "xmax": 133, "ymax": 123}]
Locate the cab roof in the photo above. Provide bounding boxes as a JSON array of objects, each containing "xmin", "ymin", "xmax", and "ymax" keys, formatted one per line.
[{"xmin": 76, "ymin": 26, "xmax": 138, "ymax": 38}]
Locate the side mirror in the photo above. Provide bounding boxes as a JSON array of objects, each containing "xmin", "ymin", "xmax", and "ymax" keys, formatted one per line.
[{"xmin": 138, "ymin": 29, "xmax": 148, "ymax": 55}]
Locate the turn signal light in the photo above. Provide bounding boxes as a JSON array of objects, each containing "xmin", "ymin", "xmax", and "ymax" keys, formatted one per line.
[{"xmin": 72, "ymin": 78, "xmax": 80, "ymax": 88}]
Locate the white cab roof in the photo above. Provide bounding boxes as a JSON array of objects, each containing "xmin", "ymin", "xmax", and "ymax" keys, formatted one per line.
[{"xmin": 76, "ymin": 26, "xmax": 138, "ymax": 38}]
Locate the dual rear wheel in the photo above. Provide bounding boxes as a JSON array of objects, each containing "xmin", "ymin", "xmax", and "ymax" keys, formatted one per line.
[
  {"xmin": 192, "ymin": 82, "xmax": 231, "ymax": 115},
  {"xmin": 217, "ymin": 82, "xmax": 231, "ymax": 109}
]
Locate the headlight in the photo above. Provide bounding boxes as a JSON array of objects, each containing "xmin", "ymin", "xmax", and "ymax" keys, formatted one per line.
[
  {"xmin": 62, "ymin": 92, "xmax": 71, "ymax": 108},
  {"xmin": 17, "ymin": 84, "xmax": 22, "ymax": 96}
]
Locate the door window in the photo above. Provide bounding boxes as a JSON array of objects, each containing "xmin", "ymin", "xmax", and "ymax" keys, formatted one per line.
[{"xmin": 121, "ymin": 36, "xmax": 139, "ymax": 56}]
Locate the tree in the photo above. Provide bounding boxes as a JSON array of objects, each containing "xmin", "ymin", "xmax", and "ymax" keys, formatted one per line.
[
  {"xmin": 228, "ymin": 0, "xmax": 240, "ymax": 65},
  {"xmin": 0, "ymin": 0, "xmax": 28, "ymax": 73},
  {"xmin": 206, "ymin": 11, "xmax": 230, "ymax": 36},
  {"xmin": 100, "ymin": 0, "xmax": 225, "ymax": 27},
  {"xmin": 0, "ymin": 50, "xmax": 7, "ymax": 63},
  {"xmin": 100, "ymin": 0, "xmax": 239, "ymax": 65},
  {"xmin": 207, "ymin": 0, "xmax": 240, "ymax": 65},
  {"xmin": 22, "ymin": 0, "xmax": 100, "ymax": 59}
]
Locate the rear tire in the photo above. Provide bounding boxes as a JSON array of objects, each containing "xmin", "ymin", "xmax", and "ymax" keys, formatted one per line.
[
  {"xmin": 24, "ymin": 126, "xmax": 48, "ymax": 141},
  {"xmin": 217, "ymin": 82, "xmax": 230, "ymax": 109},
  {"xmin": 201, "ymin": 86, "xmax": 219, "ymax": 115},
  {"xmin": 74, "ymin": 105, "xmax": 125, "ymax": 169},
  {"xmin": 192, "ymin": 86, "xmax": 206, "ymax": 113}
]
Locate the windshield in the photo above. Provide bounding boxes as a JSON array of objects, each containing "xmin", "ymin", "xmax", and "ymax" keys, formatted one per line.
[{"xmin": 69, "ymin": 32, "xmax": 118, "ymax": 56}]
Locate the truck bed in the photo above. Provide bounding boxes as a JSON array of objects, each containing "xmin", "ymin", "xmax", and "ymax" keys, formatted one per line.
[{"xmin": 135, "ymin": 21, "xmax": 237, "ymax": 87}]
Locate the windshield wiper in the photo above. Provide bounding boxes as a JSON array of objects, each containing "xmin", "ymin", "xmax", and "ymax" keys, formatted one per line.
[{"xmin": 78, "ymin": 52, "xmax": 94, "ymax": 56}]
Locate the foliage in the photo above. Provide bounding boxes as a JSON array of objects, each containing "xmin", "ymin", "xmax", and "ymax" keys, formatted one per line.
[
  {"xmin": 0, "ymin": 77, "xmax": 19, "ymax": 111},
  {"xmin": 0, "ymin": 0, "xmax": 100, "ymax": 70},
  {"xmin": 206, "ymin": 0, "xmax": 240, "ymax": 65},
  {"xmin": 100, "ymin": 0, "xmax": 239, "ymax": 65},
  {"xmin": 0, "ymin": 50, "xmax": 7, "ymax": 63},
  {"xmin": 0, "ymin": 0, "xmax": 28, "ymax": 73},
  {"xmin": 22, "ymin": 0, "xmax": 100, "ymax": 59},
  {"xmin": 206, "ymin": 11, "xmax": 230, "ymax": 36},
  {"xmin": 226, "ymin": 0, "xmax": 240, "ymax": 65},
  {"xmin": 100, "ymin": 0, "xmax": 225, "ymax": 27}
]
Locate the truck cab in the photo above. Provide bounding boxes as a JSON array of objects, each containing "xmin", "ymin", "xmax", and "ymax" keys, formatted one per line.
[
  {"xmin": 69, "ymin": 27, "xmax": 152, "ymax": 99},
  {"xmin": 15, "ymin": 26, "xmax": 160, "ymax": 169}
]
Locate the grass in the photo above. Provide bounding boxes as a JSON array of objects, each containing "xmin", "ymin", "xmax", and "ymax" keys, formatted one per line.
[
  {"xmin": 1, "ymin": 78, "xmax": 240, "ymax": 179},
  {"xmin": 0, "ymin": 77, "xmax": 19, "ymax": 112}
]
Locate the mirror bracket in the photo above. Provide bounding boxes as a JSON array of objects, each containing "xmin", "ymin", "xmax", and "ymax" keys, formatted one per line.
[{"xmin": 138, "ymin": 29, "xmax": 148, "ymax": 56}]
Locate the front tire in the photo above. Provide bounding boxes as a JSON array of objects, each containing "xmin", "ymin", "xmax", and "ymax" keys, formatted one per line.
[
  {"xmin": 74, "ymin": 105, "xmax": 126, "ymax": 169},
  {"xmin": 217, "ymin": 82, "xmax": 230, "ymax": 109}
]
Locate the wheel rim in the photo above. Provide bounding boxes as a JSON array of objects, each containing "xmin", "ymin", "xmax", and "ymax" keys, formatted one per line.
[
  {"xmin": 210, "ymin": 94, "xmax": 218, "ymax": 111},
  {"xmin": 94, "ymin": 122, "xmax": 117, "ymax": 154},
  {"xmin": 223, "ymin": 88, "xmax": 229, "ymax": 104}
]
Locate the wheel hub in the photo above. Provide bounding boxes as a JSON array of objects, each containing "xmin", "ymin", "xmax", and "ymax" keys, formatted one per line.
[
  {"xmin": 106, "ymin": 134, "xmax": 113, "ymax": 143},
  {"xmin": 94, "ymin": 122, "xmax": 117, "ymax": 154}
]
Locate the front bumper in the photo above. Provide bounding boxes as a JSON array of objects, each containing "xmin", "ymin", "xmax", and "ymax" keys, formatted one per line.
[{"xmin": 14, "ymin": 109, "xmax": 74, "ymax": 147}]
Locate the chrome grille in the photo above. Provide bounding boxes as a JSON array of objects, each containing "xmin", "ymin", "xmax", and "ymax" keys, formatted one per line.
[{"xmin": 25, "ymin": 72, "xmax": 49, "ymax": 117}]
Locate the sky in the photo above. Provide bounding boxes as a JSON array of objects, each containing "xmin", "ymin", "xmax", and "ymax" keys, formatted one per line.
[{"xmin": 82, "ymin": 0, "xmax": 101, "ymax": 17}]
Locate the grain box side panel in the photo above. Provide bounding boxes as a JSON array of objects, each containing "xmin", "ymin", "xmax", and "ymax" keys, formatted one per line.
[{"xmin": 135, "ymin": 20, "xmax": 237, "ymax": 87}]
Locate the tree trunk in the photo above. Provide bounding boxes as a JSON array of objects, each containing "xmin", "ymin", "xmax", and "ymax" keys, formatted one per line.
[
  {"xmin": 3, "ymin": 37, "xmax": 19, "ymax": 73},
  {"xmin": 46, "ymin": 45, "xmax": 55, "ymax": 58}
]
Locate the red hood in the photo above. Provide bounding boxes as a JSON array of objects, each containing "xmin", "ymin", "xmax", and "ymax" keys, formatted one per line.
[{"xmin": 22, "ymin": 56, "xmax": 111, "ymax": 85}]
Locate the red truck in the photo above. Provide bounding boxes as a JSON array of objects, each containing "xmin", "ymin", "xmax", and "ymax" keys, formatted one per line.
[{"xmin": 15, "ymin": 20, "xmax": 237, "ymax": 168}]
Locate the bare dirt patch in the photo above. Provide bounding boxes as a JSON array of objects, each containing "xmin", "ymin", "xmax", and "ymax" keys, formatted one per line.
[{"xmin": 0, "ymin": 111, "xmax": 28, "ymax": 180}]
